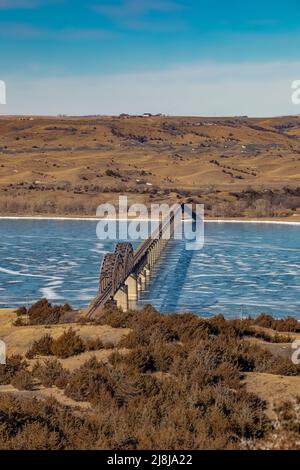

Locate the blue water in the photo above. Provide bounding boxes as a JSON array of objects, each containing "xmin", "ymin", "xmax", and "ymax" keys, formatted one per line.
[{"xmin": 0, "ymin": 219, "xmax": 300, "ymax": 319}]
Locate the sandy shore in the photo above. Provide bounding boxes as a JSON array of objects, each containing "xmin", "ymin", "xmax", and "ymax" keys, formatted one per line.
[{"xmin": 1, "ymin": 215, "xmax": 300, "ymax": 224}]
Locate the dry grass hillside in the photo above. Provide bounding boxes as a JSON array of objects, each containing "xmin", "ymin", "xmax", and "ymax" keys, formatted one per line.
[
  {"xmin": 0, "ymin": 309, "xmax": 130, "ymax": 369},
  {"xmin": 1, "ymin": 115, "xmax": 300, "ymax": 218}
]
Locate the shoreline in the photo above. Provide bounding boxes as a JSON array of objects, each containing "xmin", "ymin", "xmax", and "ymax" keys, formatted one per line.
[{"xmin": 1, "ymin": 215, "xmax": 300, "ymax": 225}]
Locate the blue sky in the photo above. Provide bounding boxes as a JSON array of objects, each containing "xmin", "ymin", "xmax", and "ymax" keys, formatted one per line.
[{"xmin": 1, "ymin": 0, "xmax": 300, "ymax": 115}]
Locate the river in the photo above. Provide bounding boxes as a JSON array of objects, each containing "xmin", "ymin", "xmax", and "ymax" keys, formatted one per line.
[{"xmin": 1, "ymin": 219, "xmax": 300, "ymax": 318}]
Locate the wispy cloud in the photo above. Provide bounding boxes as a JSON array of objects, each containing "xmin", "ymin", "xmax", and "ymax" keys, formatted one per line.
[
  {"xmin": 94, "ymin": 0, "xmax": 182, "ymax": 16},
  {"xmin": 5, "ymin": 60, "xmax": 300, "ymax": 116},
  {"xmin": 0, "ymin": 0, "xmax": 59, "ymax": 9},
  {"xmin": 92, "ymin": 0, "xmax": 184, "ymax": 31},
  {"xmin": 121, "ymin": 17, "xmax": 185, "ymax": 31},
  {"xmin": 58, "ymin": 28, "xmax": 117, "ymax": 40},
  {"xmin": 0, "ymin": 22, "xmax": 42, "ymax": 37},
  {"xmin": 0, "ymin": 22, "xmax": 115, "ymax": 40}
]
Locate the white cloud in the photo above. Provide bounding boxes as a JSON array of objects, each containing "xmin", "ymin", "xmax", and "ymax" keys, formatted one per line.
[
  {"xmin": 2, "ymin": 60, "xmax": 300, "ymax": 116},
  {"xmin": 92, "ymin": 0, "xmax": 184, "ymax": 31}
]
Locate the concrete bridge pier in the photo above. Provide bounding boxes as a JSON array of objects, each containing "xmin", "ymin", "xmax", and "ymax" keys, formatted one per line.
[
  {"xmin": 147, "ymin": 250, "xmax": 152, "ymax": 267},
  {"xmin": 145, "ymin": 264, "xmax": 151, "ymax": 277},
  {"xmin": 125, "ymin": 274, "xmax": 138, "ymax": 301},
  {"xmin": 149, "ymin": 249, "xmax": 155, "ymax": 267},
  {"xmin": 139, "ymin": 270, "xmax": 147, "ymax": 287},
  {"xmin": 153, "ymin": 243, "xmax": 158, "ymax": 262},
  {"xmin": 155, "ymin": 240, "xmax": 163, "ymax": 258},
  {"xmin": 114, "ymin": 285, "xmax": 128, "ymax": 312},
  {"xmin": 159, "ymin": 238, "xmax": 167, "ymax": 251}
]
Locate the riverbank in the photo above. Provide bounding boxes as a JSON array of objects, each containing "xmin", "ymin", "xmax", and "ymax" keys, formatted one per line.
[
  {"xmin": 2, "ymin": 115, "xmax": 300, "ymax": 230},
  {"xmin": 1, "ymin": 214, "xmax": 300, "ymax": 223}
]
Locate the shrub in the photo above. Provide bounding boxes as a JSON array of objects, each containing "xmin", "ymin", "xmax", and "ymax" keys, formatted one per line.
[
  {"xmin": 0, "ymin": 355, "xmax": 28, "ymax": 385},
  {"xmin": 65, "ymin": 357, "xmax": 115, "ymax": 402},
  {"xmin": 0, "ymin": 395, "xmax": 98, "ymax": 450},
  {"xmin": 26, "ymin": 299, "xmax": 73, "ymax": 325},
  {"xmin": 254, "ymin": 314, "xmax": 300, "ymax": 333},
  {"xmin": 103, "ymin": 341, "xmax": 115, "ymax": 350},
  {"xmin": 85, "ymin": 337, "xmax": 104, "ymax": 351},
  {"xmin": 269, "ymin": 358, "xmax": 300, "ymax": 376},
  {"xmin": 164, "ymin": 312, "xmax": 212, "ymax": 342},
  {"xmin": 51, "ymin": 328, "xmax": 85, "ymax": 358},
  {"xmin": 94, "ymin": 304, "xmax": 134, "ymax": 328},
  {"xmin": 2, "ymin": 305, "xmax": 300, "ymax": 450},
  {"xmin": 11, "ymin": 370, "xmax": 34, "ymax": 391},
  {"xmin": 254, "ymin": 314, "xmax": 274, "ymax": 329},
  {"xmin": 105, "ymin": 169, "xmax": 121, "ymax": 177},
  {"xmin": 16, "ymin": 306, "xmax": 27, "ymax": 317},
  {"xmin": 124, "ymin": 348, "xmax": 157, "ymax": 374},
  {"xmin": 13, "ymin": 317, "xmax": 24, "ymax": 326},
  {"xmin": 26, "ymin": 334, "xmax": 54, "ymax": 359},
  {"xmin": 32, "ymin": 359, "xmax": 69, "ymax": 388}
]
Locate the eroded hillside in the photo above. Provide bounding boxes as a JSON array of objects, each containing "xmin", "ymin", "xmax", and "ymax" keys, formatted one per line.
[{"xmin": 1, "ymin": 115, "xmax": 300, "ymax": 218}]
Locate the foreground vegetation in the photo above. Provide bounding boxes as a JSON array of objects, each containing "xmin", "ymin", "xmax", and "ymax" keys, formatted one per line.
[{"xmin": 0, "ymin": 302, "xmax": 300, "ymax": 450}]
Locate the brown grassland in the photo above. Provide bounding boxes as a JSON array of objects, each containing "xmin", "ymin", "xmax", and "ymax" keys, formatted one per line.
[
  {"xmin": 0, "ymin": 303, "xmax": 300, "ymax": 450},
  {"xmin": 1, "ymin": 115, "xmax": 300, "ymax": 450},
  {"xmin": 1, "ymin": 115, "xmax": 300, "ymax": 219}
]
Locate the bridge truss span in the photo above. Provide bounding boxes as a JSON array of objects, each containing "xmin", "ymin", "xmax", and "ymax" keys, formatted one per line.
[{"xmin": 86, "ymin": 204, "xmax": 183, "ymax": 319}]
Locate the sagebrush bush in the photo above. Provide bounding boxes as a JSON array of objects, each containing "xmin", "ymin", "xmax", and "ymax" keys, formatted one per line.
[
  {"xmin": 23, "ymin": 299, "xmax": 73, "ymax": 325},
  {"xmin": 0, "ymin": 355, "xmax": 28, "ymax": 385},
  {"xmin": 26, "ymin": 334, "xmax": 54, "ymax": 359},
  {"xmin": 26, "ymin": 330, "xmax": 95, "ymax": 359},
  {"xmin": 254, "ymin": 314, "xmax": 300, "ymax": 332},
  {"xmin": 32, "ymin": 359, "xmax": 69, "ymax": 388},
  {"xmin": 65, "ymin": 356, "xmax": 116, "ymax": 402},
  {"xmin": 51, "ymin": 328, "xmax": 85, "ymax": 358},
  {"xmin": 1, "ymin": 305, "xmax": 299, "ymax": 450},
  {"xmin": 11, "ymin": 370, "xmax": 34, "ymax": 391},
  {"xmin": 85, "ymin": 337, "xmax": 104, "ymax": 351},
  {"xmin": 0, "ymin": 395, "xmax": 98, "ymax": 450},
  {"xmin": 13, "ymin": 317, "xmax": 24, "ymax": 326},
  {"xmin": 15, "ymin": 306, "xmax": 27, "ymax": 317}
]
